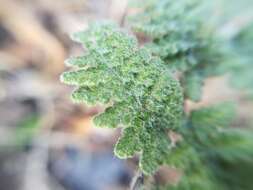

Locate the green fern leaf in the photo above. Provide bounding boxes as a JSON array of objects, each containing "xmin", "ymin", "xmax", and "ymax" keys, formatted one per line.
[
  {"xmin": 61, "ymin": 22, "xmax": 183, "ymax": 174},
  {"xmin": 129, "ymin": 0, "xmax": 224, "ymax": 102}
]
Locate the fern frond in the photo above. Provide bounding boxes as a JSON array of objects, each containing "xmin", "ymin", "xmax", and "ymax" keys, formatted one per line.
[
  {"xmin": 61, "ymin": 22, "xmax": 183, "ymax": 174},
  {"xmin": 129, "ymin": 0, "xmax": 224, "ymax": 102},
  {"xmin": 188, "ymin": 102, "xmax": 253, "ymax": 190},
  {"xmin": 60, "ymin": 1, "xmax": 253, "ymax": 189}
]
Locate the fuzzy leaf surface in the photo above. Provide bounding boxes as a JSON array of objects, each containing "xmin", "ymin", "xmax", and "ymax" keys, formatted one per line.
[{"xmin": 61, "ymin": 22, "xmax": 183, "ymax": 174}]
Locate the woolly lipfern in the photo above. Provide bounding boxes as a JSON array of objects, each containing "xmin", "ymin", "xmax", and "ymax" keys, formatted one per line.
[
  {"xmin": 129, "ymin": 0, "xmax": 223, "ymax": 101},
  {"xmin": 61, "ymin": 22, "xmax": 183, "ymax": 174},
  {"xmin": 188, "ymin": 103, "xmax": 253, "ymax": 190},
  {"xmin": 61, "ymin": 0, "xmax": 253, "ymax": 189},
  {"xmin": 154, "ymin": 102, "xmax": 253, "ymax": 190}
]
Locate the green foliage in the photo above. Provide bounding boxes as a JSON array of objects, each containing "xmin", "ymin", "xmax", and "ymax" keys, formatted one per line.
[
  {"xmin": 129, "ymin": 0, "xmax": 200, "ymax": 39},
  {"xmin": 162, "ymin": 143, "xmax": 220, "ymax": 190},
  {"xmin": 153, "ymin": 102, "xmax": 253, "ymax": 190},
  {"xmin": 172, "ymin": 103, "xmax": 236, "ymax": 189},
  {"xmin": 190, "ymin": 102, "xmax": 236, "ymax": 130},
  {"xmin": 181, "ymin": 70, "xmax": 203, "ymax": 101},
  {"xmin": 61, "ymin": 0, "xmax": 253, "ymax": 189},
  {"xmin": 228, "ymin": 23, "xmax": 253, "ymax": 97},
  {"xmin": 188, "ymin": 103, "xmax": 253, "ymax": 190},
  {"xmin": 61, "ymin": 22, "xmax": 183, "ymax": 174},
  {"xmin": 129, "ymin": 0, "xmax": 224, "ymax": 102}
]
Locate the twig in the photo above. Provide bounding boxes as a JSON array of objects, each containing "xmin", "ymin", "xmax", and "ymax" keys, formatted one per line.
[{"xmin": 130, "ymin": 170, "xmax": 144, "ymax": 190}]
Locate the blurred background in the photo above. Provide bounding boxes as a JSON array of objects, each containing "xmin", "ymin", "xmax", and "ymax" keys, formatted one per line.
[{"xmin": 0, "ymin": 0, "xmax": 252, "ymax": 190}]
